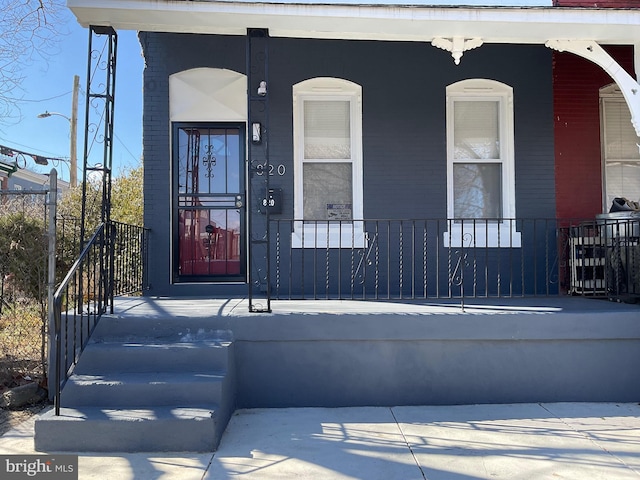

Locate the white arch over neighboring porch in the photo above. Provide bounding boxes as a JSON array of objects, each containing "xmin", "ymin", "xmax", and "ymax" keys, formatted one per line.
[{"xmin": 546, "ymin": 40, "xmax": 640, "ymax": 137}]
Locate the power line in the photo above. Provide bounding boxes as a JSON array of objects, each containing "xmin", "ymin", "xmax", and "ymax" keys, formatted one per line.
[
  {"xmin": 0, "ymin": 136, "xmax": 67, "ymax": 159},
  {"xmin": 114, "ymin": 132, "xmax": 140, "ymax": 164},
  {"xmin": 18, "ymin": 90, "xmax": 73, "ymax": 103},
  {"xmin": 0, "ymin": 142, "xmax": 68, "ymax": 170},
  {"xmin": 1, "ymin": 134, "xmax": 140, "ymax": 168}
]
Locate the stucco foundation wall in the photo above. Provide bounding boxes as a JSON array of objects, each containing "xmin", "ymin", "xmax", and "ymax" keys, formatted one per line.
[{"xmin": 229, "ymin": 309, "xmax": 640, "ymax": 407}]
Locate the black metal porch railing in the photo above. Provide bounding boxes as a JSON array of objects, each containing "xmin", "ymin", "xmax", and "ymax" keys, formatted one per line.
[
  {"xmin": 110, "ymin": 221, "xmax": 150, "ymax": 297},
  {"xmin": 52, "ymin": 221, "xmax": 149, "ymax": 415},
  {"xmin": 268, "ymin": 218, "xmax": 639, "ymax": 301},
  {"xmin": 565, "ymin": 217, "xmax": 639, "ymax": 301}
]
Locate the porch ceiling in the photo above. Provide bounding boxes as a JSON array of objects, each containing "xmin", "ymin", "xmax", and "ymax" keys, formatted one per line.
[{"xmin": 68, "ymin": 0, "xmax": 640, "ymax": 45}]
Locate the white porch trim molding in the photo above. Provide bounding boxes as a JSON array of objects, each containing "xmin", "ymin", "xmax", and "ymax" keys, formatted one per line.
[
  {"xmin": 68, "ymin": 0, "xmax": 640, "ymax": 132},
  {"xmin": 67, "ymin": 1, "xmax": 640, "ymax": 44},
  {"xmin": 431, "ymin": 37, "xmax": 484, "ymax": 65},
  {"xmin": 546, "ymin": 40, "xmax": 640, "ymax": 137}
]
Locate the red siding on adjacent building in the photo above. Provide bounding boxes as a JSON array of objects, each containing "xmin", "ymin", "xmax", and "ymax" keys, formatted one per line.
[
  {"xmin": 554, "ymin": 1, "xmax": 640, "ymax": 6},
  {"xmin": 553, "ymin": 46, "xmax": 635, "ymax": 219}
]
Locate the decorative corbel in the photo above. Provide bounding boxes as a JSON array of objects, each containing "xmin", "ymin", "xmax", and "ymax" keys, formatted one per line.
[
  {"xmin": 431, "ymin": 36, "xmax": 483, "ymax": 65},
  {"xmin": 546, "ymin": 39, "xmax": 640, "ymax": 136}
]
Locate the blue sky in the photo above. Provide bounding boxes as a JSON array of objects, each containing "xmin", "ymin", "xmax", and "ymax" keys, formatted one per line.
[{"xmin": 0, "ymin": 8, "xmax": 143, "ymax": 184}]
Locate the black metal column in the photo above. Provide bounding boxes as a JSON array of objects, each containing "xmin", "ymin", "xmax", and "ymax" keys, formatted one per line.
[
  {"xmin": 80, "ymin": 25, "xmax": 117, "ymax": 313},
  {"xmin": 247, "ymin": 29, "xmax": 271, "ymax": 312}
]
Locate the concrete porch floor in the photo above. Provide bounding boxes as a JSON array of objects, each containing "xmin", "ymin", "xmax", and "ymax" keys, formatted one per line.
[{"xmin": 110, "ymin": 294, "xmax": 640, "ymax": 320}]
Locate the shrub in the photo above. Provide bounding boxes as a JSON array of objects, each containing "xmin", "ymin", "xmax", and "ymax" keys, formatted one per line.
[{"xmin": 0, "ymin": 212, "xmax": 48, "ymax": 304}]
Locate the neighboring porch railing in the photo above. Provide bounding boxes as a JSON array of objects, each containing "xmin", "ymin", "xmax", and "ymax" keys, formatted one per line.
[
  {"xmin": 52, "ymin": 221, "xmax": 149, "ymax": 415},
  {"xmin": 266, "ymin": 218, "xmax": 639, "ymax": 302}
]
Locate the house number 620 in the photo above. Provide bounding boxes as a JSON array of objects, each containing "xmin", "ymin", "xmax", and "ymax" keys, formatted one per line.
[{"xmin": 256, "ymin": 164, "xmax": 286, "ymax": 176}]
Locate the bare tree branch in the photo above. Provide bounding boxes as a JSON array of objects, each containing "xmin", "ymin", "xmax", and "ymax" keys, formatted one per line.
[{"xmin": 0, "ymin": 0, "xmax": 67, "ymax": 125}]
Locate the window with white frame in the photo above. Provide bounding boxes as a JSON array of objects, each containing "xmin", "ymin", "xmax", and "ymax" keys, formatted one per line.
[
  {"xmin": 600, "ymin": 84, "xmax": 640, "ymax": 211},
  {"xmin": 292, "ymin": 78, "xmax": 364, "ymax": 248},
  {"xmin": 445, "ymin": 79, "xmax": 520, "ymax": 247}
]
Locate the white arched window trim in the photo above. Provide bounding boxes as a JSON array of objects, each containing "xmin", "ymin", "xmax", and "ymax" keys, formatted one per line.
[
  {"xmin": 445, "ymin": 78, "xmax": 520, "ymax": 248},
  {"xmin": 599, "ymin": 83, "xmax": 640, "ymax": 213},
  {"xmin": 292, "ymin": 77, "xmax": 365, "ymax": 248}
]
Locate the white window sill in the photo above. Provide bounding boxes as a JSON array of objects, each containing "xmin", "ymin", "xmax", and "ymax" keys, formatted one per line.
[
  {"xmin": 443, "ymin": 222, "xmax": 522, "ymax": 248},
  {"xmin": 292, "ymin": 222, "xmax": 367, "ymax": 249}
]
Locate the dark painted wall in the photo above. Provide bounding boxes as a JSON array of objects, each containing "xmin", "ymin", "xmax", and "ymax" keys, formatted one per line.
[
  {"xmin": 140, "ymin": 33, "xmax": 247, "ymax": 296},
  {"xmin": 140, "ymin": 32, "xmax": 555, "ymax": 296},
  {"xmin": 553, "ymin": 46, "xmax": 635, "ymax": 219},
  {"xmin": 267, "ymin": 39, "xmax": 555, "ymax": 220}
]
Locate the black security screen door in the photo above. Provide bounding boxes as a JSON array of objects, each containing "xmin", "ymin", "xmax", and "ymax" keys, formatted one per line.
[{"xmin": 173, "ymin": 124, "xmax": 245, "ymax": 282}]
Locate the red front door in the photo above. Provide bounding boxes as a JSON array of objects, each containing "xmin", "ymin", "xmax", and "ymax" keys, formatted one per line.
[{"xmin": 173, "ymin": 124, "xmax": 245, "ymax": 282}]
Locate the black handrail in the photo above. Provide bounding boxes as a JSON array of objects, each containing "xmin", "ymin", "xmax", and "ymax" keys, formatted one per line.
[
  {"xmin": 52, "ymin": 221, "xmax": 149, "ymax": 415},
  {"xmin": 53, "ymin": 224, "xmax": 105, "ymax": 415}
]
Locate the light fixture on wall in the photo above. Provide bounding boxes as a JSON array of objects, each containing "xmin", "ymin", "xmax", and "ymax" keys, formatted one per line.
[
  {"xmin": 257, "ymin": 81, "xmax": 267, "ymax": 96},
  {"xmin": 252, "ymin": 122, "xmax": 262, "ymax": 144}
]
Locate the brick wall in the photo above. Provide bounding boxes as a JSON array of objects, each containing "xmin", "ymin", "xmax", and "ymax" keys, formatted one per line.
[
  {"xmin": 141, "ymin": 33, "xmax": 555, "ymax": 295},
  {"xmin": 553, "ymin": 46, "xmax": 635, "ymax": 218},
  {"xmin": 139, "ymin": 32, "xmax": 246, "ymax": 295}
]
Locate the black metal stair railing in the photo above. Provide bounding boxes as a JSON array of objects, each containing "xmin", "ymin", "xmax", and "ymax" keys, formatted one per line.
[{"xmin": 51, "ymin": 221, "xmax": 149, "ymax": 415}]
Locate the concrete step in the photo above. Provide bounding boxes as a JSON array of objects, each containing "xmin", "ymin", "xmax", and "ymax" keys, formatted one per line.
[
  {"xmin": 36, "ymin": 321, "xmax": 236, "ymax": 453},
  {"xmin": 91, "ymin": 315, "xmax": 233, "ymax": 343},
  {"xmin": 35, "ymin": 406, "xmax": 220, "ymax": 452},
  {"xmin": 74, "ymin": 340, "xmax": 231, "ymax": 374},
  {"xmin": 61, "ymin": 372, "xmax": 225, "ymax": 407}
]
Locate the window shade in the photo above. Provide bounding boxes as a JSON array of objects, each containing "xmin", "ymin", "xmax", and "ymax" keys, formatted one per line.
[
  {"xmin": 304, "ymin": 100, "xmax": 350, "ymax": 159},
  {"xmin": 454, "ymin": 101, "xmax": 500, "ymax": 160},
  {"xmin": 603, "ymin": 100, "xmax": 640, "ymax": 161}
]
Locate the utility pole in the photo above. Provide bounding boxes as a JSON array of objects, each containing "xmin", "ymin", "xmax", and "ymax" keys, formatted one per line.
[
  {"xmin": 70, "ymin": 74, "xmax": 79, "ymax": 187},
  {"xmin": 37, "ymin": 75, "xmax": 80, "ymax": 186}
]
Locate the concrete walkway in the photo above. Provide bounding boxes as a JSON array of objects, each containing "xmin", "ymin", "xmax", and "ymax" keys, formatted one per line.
[{"xmin": 1, "ymin": 403, "xmax": 639, "ymax": 479}]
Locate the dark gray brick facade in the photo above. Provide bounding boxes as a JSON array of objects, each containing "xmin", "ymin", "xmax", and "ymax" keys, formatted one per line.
[{"xmin": 140, "ymin": 32, "xmax": 555, "ymax": 296}]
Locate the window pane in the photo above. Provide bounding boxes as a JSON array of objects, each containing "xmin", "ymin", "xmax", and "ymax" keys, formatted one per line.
[
  {"xmin": 177, "ymin": 127, "xmax": 241, "ymax": 195},
  {"xmin": 605, "ymin": 162, "xmax": 640, "ymax": 206},
  {"xmin": 303, "ymin": 163, "xmax": 352, "ymax": 220},
  {"xmin": 304, "ymin": 101, "xmax": 350, "ymax": 159},
  {"xmin": 178, "ymin": 208, "xmax": 241, "ymax": 275},
  {"xmin": 453, "ymin": 163, "xmax": 502, "ymax": 218},
  {"xmin": 454, "ymin": 101, "xmax": 500, "ymax": 159}
]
